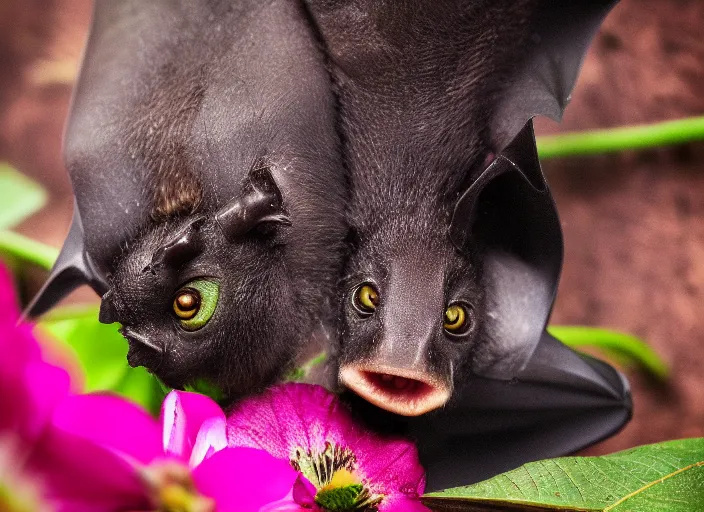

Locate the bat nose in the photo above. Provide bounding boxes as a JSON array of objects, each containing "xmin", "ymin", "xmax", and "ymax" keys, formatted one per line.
[{"xmin": 340, "ymin": 362, "xmax": 451, "ymax": 416}]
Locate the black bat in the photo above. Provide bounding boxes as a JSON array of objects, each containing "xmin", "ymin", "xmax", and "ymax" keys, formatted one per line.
[
  {"xmin": 306, "ymin": 0, "xmax": 631, "ymax": 487},
  {"xmin": 25, "ymin": 0, "xmax": 347, "ymax": 401}
]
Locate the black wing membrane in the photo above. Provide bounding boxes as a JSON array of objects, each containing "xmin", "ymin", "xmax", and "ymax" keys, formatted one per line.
[
  {"xmin": 24, "ymin": 0, "xmax": 191, "ymax": 317},
  {"xmin": 492, "ymin": 0, "xmax": 618, "ymax": 149}
]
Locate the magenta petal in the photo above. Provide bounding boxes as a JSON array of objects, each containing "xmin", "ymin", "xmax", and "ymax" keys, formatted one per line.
[
  {"xmin": 193, "ymin": 447, "xmax": 299, "ymax": 512},
  {"xmin": 292, "ymin": 474, "xmax": 316, "ymax": 507},
  {"xmin": 20, "ymin": 360, "xmax": 71, "ymax": 440},
  {"xmin": 227, "ymin": 384, "xmax": 356, "ymax": 459},
  {"xmin": 227, "ymin": 384, "xmax": 427, "ymax": 509},
  {"xmin": 189, "ymin": 416, "xmax": 227, "ymax": 467},
  {"xmin": 51, "ymin": 393, "xmax": 162, "ymax": 464},
  {"xmin": 380, "ymin": 496, "xmax": 432, "ymax": 512},
  {"xmin": 162, "ymin": 390, "xmax": 224, "ymax": 461},
  {"xmin": 30, "ymin": 422, "xmax": 150, "ymax": 510},
  {"xmin": 0, "ymin": 262, "xmax": 21, "ymax": 322}
]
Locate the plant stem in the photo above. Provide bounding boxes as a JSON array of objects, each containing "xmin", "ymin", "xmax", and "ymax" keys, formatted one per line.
[{"xmin": 537, "ymin": 116, "xmax": 704, "ymax": 159}]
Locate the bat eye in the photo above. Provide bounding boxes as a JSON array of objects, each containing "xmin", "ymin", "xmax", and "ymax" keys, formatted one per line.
[
  {"xmin": 443, "ymin": 303, "xmax": 472, "ymax": 336},
  {"xmin": 173, "ymin": 279, "xmax": 220, "ymax": 331},
  {"xmin": 353, "ymin": 283, "xmax": 379, "ymax": 316}
]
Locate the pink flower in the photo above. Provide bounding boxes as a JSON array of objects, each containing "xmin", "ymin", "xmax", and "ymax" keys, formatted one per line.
[
  {"xmin": 40, "ymin": 390, "xmax": 302, "ymax": 511},
  {"xmin": 227, "ymin": 384, "xmax": 429, "ymax": 512},
  {"xmin": 0, "ymin": 263, "xmax": 72, "ymax": 510}
]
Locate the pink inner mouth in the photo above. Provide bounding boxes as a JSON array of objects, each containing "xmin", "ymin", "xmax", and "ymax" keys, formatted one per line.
[{"xmin": 340, "ymin": 366, "xmax": 451, "ymax": 417}]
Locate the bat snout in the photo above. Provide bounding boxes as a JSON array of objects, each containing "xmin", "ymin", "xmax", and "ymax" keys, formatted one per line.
[{"xmin": 340, "ymin": 364, "xmax": 451, "ymax": 416}]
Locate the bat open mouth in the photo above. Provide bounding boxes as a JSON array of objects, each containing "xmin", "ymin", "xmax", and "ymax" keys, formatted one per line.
[{"xmin": 339, "ymin": 364, "xmax": 451, "ymax": 416}]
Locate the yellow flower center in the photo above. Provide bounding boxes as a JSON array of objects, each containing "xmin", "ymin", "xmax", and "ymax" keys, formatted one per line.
[
  {"xmin": 291, "ymin": 443, "xmax": 383, "ymax": 511},
  {"xmin": 141, "ymin": 462, "xmax": 215, "ymax": 512}
]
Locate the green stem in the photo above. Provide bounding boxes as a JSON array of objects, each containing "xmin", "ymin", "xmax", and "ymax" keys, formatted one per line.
[
  {"xmin": 548, "ymin": 325, "xmax": 669, "ymax": 381},
  {"xmin": 0, "ymin": 230, "xmax": 58, "ymax": 270},
  {"xmin": 537, "ymin": 116, "xmax": 704, "ymax": 159}
]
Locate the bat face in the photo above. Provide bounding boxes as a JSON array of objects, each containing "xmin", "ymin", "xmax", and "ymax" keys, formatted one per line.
[
  {"xmin": 339, "ymin": 197, "xmax": 486, "ymax": 416},
  {"xmin": 98, "ymin": 167, "xmax": 307, "ymax": 397},
  {"xmin": 28, "ymin": 0, "xmax": 346, "ymax": 400}
]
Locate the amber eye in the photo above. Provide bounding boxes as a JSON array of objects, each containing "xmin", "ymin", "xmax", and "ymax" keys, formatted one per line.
[
  {"xmin": 171, "ymin": 279, "xmax": 220, "ymax": 331},
  {"xmin": 443, "ymin": 303, "xmax": 471, "ymax": 334},
  {"xmin": 173, "ymin": 289, "xmax": 201, "ymax": 320},
  {"xmin": 353, "ymin": 284, "xmax": 379, "ymax": 316}
]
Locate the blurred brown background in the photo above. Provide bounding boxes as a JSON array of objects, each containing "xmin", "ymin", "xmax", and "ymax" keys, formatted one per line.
[{"xmin": 1, "ymin": 0, "xmax": 702, "ymax": 453}]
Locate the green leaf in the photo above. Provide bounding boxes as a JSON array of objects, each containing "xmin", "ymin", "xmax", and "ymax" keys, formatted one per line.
[
  {"xmin": 423, "ymin": 438, "xmax": 704, "ymax": 511},
  {"xmin": 38, "ymin": 305, "xmax": 165, "ymax": 415},
  {"xmin": 549, "ymin": 326, "xmax": 669, "ymax": 382},
  {"xmin": 0, "ymin": 164, "xmax": 47, "ymax": 229},
  {"xmin": 0, "ymin": 230, "xmax": 58, "ymax": 270}
]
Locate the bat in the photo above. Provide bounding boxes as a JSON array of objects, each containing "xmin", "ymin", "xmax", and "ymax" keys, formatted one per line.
[
  {"xmin": 306, "ymin": 0, "xmax": 631, "ymax": 487},
  {"xmin": 25, "ymin": 0, "xmax": 347, "ymax": 401}
]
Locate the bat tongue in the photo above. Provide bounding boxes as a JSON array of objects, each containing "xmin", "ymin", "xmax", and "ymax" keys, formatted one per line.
[{"xmin": 339, "ymin": 363, "xmax": 451, "ymax": 417}]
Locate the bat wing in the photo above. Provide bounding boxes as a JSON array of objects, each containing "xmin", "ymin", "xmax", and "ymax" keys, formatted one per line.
[
  {"xmin": 23, "ymin": 203, "xmax": 107, "ymax": 318},
  {"xmin": 25, "ymin": 0, "xmax": 192, "ymax": 316},
  {"xmin": 451, "ymin": 122, "xmax": 562, "ymax": 378},
  {"xmin": 492, "ymin": 0, "xmax": 618, "ymax": 149},
  {"xmin": 416, "ymin": 331, "xmax": 632, "ymax": 490}
]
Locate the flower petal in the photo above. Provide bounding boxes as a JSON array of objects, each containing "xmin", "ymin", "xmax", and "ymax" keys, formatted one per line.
[
  {"xmin": 226, "ymin": 384, "xmax": 427, "ymax": 509},
  {"xmin": 192, "ymin": 447, "xmax": 299, "ymax": 512},
  {"xmin": 189, "ymin": 416, "xmax": 227, "ymax": 468},
  {"xmin": 380, "ymin": 496, "xmax": 431, "ymax": 512},
  {"xmin": 0, "ymin": 262, "xmax": 21, "ymax": 323},
  {"xmin": 51, "ymin": 393, "xmax": 162, "ymax": 464},
  {"xmin": 162, "ymin": 390, "xmax": 224, "ymax": 461},
  {"xmin": 227, "ymin": 384, "xmax": 357, "ymax": 459},
  {"xmin": 30, "ymin": 423, "xmax": 150, "ymax": 510}
]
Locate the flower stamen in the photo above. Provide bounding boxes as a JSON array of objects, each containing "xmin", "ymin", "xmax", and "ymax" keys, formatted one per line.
[{"xmin": 291, "ymin": 443, "xmax": 383, "ymax": 511}]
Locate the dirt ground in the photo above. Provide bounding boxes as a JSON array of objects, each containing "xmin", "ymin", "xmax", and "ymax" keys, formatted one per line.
[{"xmin": 1, "ymin": 0, "xmax": 702, "ymax": 454}]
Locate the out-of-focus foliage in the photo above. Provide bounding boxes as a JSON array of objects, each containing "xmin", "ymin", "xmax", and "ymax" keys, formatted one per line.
[
  {"xmin": 38, "ymin": 305, "xmax": 165, "ymax": 414},
  {"xmin": 0, "ymin": 163, "xmax": 46, "ymax": 230},
  {"xmin": 550, "ymin": 325, "xmax": 669, "ymax": 382}
]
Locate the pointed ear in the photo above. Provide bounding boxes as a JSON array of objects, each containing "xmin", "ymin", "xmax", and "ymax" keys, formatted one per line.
[
  {"xmin": 450, "ymin": 122, "xmax": 562, "ymax": 379},
  {"xmin": 492, "ymin": 0, "xmax": 617, "ymax": 149},
  {"xmin": 145, "ymin": 216, "xmax": 206, "ymax": 273},
  {"xmin": 215, "ymin": 165, "xmax": 291, "ymax": 242},
  {"xmin": 23, "ymin": 204, "xmax": 107, "ymax": 319}
]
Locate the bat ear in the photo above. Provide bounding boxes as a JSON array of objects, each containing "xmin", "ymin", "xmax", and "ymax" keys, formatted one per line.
[
  {"xmin": 215, "ymin": 165, "xmax": 291, "ymax": 242},
  {"xmin": 145, "ymin": 216, "xmax": 207, "ymax": 273},
  {"xmin": 492, "ymin": 0, "xmax": 617, "ymax": 149},
  {"xmin": 411, "ymin": 330, "xmax": 632, "ymax": 490},
  {"xmin": 23, "ymin": 203, "xmax": 108, "ymax": 319},
  {"xmin": 449, "ymin": 122, "xmax": 562, "ymax": 379}
]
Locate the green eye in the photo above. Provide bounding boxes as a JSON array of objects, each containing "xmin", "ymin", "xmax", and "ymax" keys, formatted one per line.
[
  {"xmin": 353, "ymin": 283, "xmax": 379, "ymax": 315},
  {"xmin": 173, "ymin": 279, "xmax": 219, "ymax": 331}
]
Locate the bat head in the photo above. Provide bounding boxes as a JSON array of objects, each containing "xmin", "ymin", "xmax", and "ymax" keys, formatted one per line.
[
  {"xmin": 98, "ymin": 166, "xmax": 304, "ymax": 398},
  {"xmin": 339, "ymin": 124, "xmax": 560, "ymax": 416}
]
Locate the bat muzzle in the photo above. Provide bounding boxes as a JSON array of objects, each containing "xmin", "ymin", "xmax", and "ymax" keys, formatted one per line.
[{"xmin": 339, "ymin": 363, "xmax": 451, "ymax": 416}]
